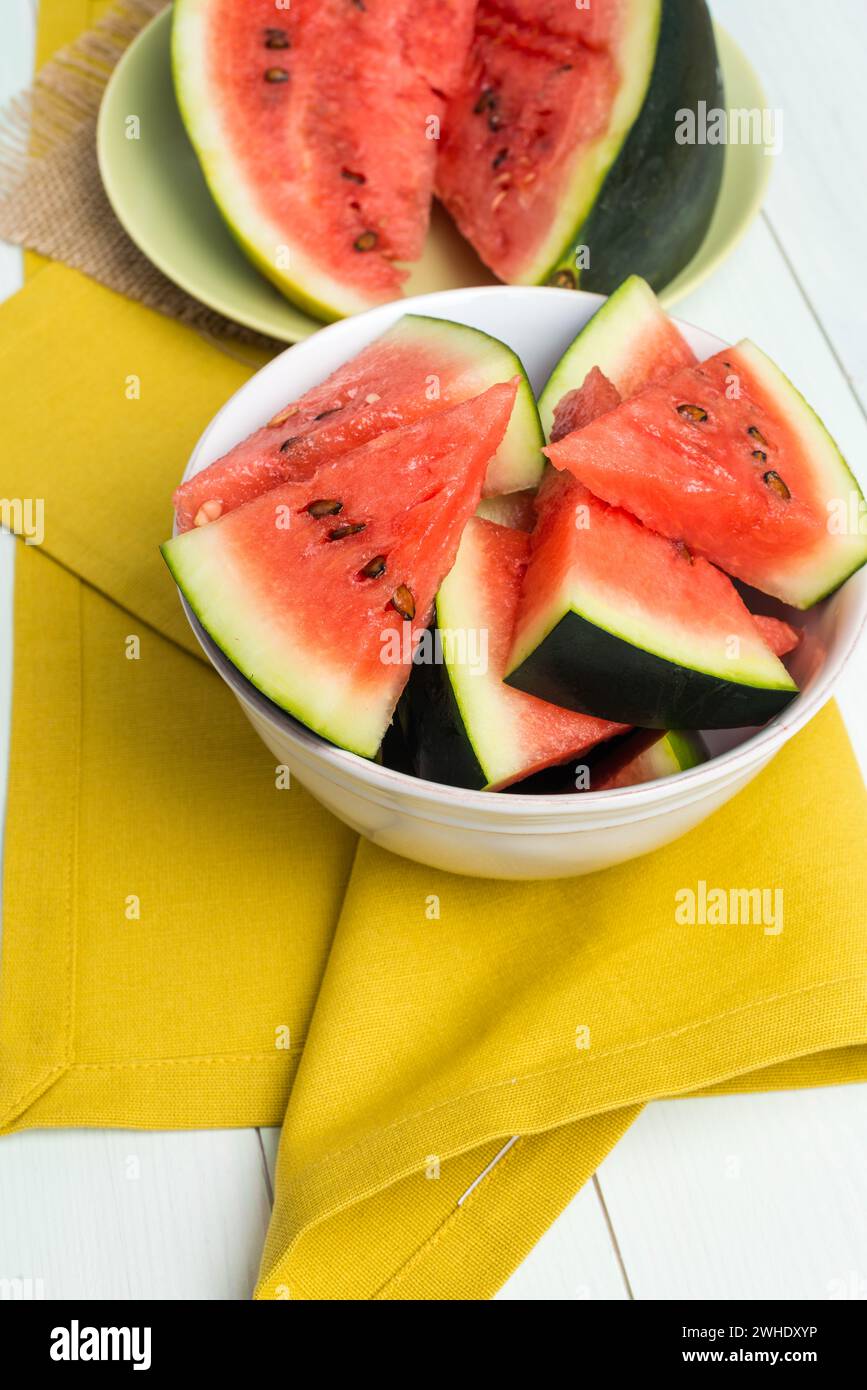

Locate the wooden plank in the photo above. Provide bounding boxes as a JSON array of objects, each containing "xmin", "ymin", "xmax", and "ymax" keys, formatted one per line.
[
  {"xmin": 596, "ymin": 1088, "xmax": 867, "ymax": 1300},
  {"xmin": 0, "ymin": 1128, "xmax": 273, "ymax": 1299},
  {"xmin": 714, "ymin": 0, "xmax": 867, "ymax": 410},
  {"xmin": 496, "ymin": 1180, "xmax": 630, "ymax": 1300}
]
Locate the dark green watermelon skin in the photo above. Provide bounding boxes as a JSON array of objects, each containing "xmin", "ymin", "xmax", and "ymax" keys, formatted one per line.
[
  {"xmin": 397, "ymin": 643, "xmax": 488, "ymax": 792},
  {"xmin": 505, "ymin": 611, "xmax": 796, "ymax": 731},
  {"xmin": 553, "ymin": 0, "xmax": 725, "ymax": 294}
]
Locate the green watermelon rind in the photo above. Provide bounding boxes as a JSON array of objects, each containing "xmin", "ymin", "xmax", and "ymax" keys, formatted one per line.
[
  {"xmin": 431, "ymin": 524, "xmax": 522, "ymax": 791},
  {"xmin": 398, "ymin": 316, "xmax": 545, "ymax": 495},
  {"xmin": 171, "ymin": 0, "xmax": 387, "ymax": 323},
  {"xmin": 531, "ymin": 0, "xmax": 724, "ymax": 296},
  {"xmin": 537, "ymin": 275, "xmax": 668, "ymax": 439},
  {"xmin": 505, "ymin": 602, "xmax": 798, "ymax": 731},
  {"xmin": 400, "ymin": 521, "xmax": 527, "ymax": 791},
  {"xmin": 663, "ymin": 730, "xmax": 710, "ymax": 774},
  {"xmin": 161, "ymin": 527, "xmax": 390, "ymax": 759},
  {"xmin": 729, "ymin": 341, "xmax": 867, "ymax": 609},
  {"xmin": 515, "ymin": 0, "xmax": 661, "ymax": 287}
]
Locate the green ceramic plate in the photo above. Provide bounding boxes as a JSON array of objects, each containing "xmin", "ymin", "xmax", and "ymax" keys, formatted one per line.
[{"xmin": 97, "ymin": 8, "xmax": 770, "ymax": 343}]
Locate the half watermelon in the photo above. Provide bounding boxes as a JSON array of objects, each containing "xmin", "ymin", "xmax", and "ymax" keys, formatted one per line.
[
  {"xmin": 174, "ymin": 315, "xmax": 543, "ymax": 531},
  {"xmin": 163, "ymin": 383, "xmax": 517, "ymax": 758},
  {"xmin": 172, "ymin": 0, "xmax": 478, "ymax": 320},
  {"xmin": 505, "ymin": 478, "xmax": 798, "ymax": 729},
  {"xmin": 401, "ymin": 517, "xmax": 626, "ymax": 790},
  {"xmin": 436, "ymin": 0, "xmax": 723, "ymax": 293},
  {"xmin": 546, "ymin": 340, "xmax": 867, "ymax": 608}
]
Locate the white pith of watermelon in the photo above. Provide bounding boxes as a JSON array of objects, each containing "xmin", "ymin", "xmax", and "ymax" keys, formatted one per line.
[
  {"xmin": 537, "ymin": 276, "xmax": 696, "ymax": 439},
  {"xmin": 505, "ymin": 478, "xmax": 798, "ymax": 728},
  {"xmin": 436, "ymin": 0, "xmax": 661, "ymax": 286},
  {"xmin": 430, "ymin": 518, "xmax": 627, "ymax": 790},
  {"xmin": 163, "ymin": 383, "xmax": 517, "ymax": 758},
  {"xmin": 174, "ymin": 314, "xmax": 544, "ymax": 531},
  {"xmin": 474, "ymin": 490, "xmax": 537, "ymax": 532},
  {"xmin": 546, "ymin": 340, "xmax": 867, "ymax": 609},
  {"xmin": 172, "ymin": 0, "xmax": 477, "ymax": 321}
]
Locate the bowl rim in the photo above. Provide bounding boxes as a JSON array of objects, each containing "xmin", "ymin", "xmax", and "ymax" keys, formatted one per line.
[{"xmin": 177, "ymin": 284, "xmax": 867, "ymax": 816}]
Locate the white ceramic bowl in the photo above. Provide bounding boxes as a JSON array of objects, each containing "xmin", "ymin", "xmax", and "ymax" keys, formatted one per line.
[{"xmin": 176, "ymin": 287, "xmax": 867, "ymax": 879}]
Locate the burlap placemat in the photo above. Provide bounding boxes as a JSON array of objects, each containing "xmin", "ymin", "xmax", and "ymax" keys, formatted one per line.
[{"xmin": 0, "ymin": 0, "xmax": 279, "ymax": 351}]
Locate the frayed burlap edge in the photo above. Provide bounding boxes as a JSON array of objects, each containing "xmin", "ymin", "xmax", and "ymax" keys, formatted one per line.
[{"xmin": 0, "ymin": 0, "xmax": 281, "ymax": 357}]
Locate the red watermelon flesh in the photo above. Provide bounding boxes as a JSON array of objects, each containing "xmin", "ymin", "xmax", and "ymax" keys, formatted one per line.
[
  {"xmin": 436, "ymin": 0, "xmax": 627, "ymax": 283},
  {"xmin": 174, "ymin": 315, "xmax": 542, "ymax": 532},
  {"xmin": 162, "ymin": 383, "xmax": 517, "ymax": 758},
  {"xmin": 431, "ymin": 517, "xmax": 627, "ymax": 789},
  {"xmin": 546, "ymin": 340, "xmax": 867, "ymax": 608},
  {"xmin": 550, "ymin": 367, "xmax": 622, "ymax": 442},
  {"xmin": 173, "ymin": 0, "xmax": 477, "ymax": 317},
  {"xmin": 754, "ymin": 614, "xmax": 801, "ymax": 659}
]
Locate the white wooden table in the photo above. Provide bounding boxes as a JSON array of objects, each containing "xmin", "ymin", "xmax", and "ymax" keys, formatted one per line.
[{"xmin": 1, "ymin": 0, "xmax": 865, "ymax": 1301}]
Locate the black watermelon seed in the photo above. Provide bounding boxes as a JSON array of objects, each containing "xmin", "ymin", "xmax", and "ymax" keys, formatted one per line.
[
  {"xmin": 752, "ymin": 448, "xmax": 768, "ymax": 463},
  {"xmin": 360, "ymin": 555, "xmax": 387, "ymax": 579},
  {"xmin": 354, "ymin": 230, "xmax": 378, "ymax": 252},
  {"xmin": 279, "ymin": 436, "xmax": 301, "ymax": 452},
  {"xmin": 264, "ymin": 67, "xmax": 289, "ymax": 83},
  {"xmin": 492, "ymin": 148, "xmax": 509, "ymax": 170},
  {"xmin": 763, "ymin": 470, "xmax": 791, "ymax": 500},
  {"xmin": 341, "ymin": 168, "xmax": 366, "ymax": 184},
  {"xmin": 547, "ymin": 269, "xmax": 576, "ymax": 289},
  {"xmin": 748, "ymin": 425, "xmax": 767, "ymax": 445},
  {"xmin": 306, "ymin": 499, "xmax": 343, "ymax": 518},
  {"xmin": 474, "ymin": 88, "xmax": 495, "ymax": 114},
  {"xmin": 313, "ymin": 407, "xmax": 341, "ymax": 421},
  {"xmin": 391, "ymin": 585, "xmax": 415, "ymax": 620},
  {"xmin": 351, "ymin": 0, "xmax": 367, "ymax": 10},
  {"xmin": 677, "ymin": 403, "xmax": 709, "ymax": 423},
  {"xmin": 264, "ymin": 28, "xmax": 290, "ymax": 49},
  {"xmin": 328, "ymin": 522, "xmax": 366, "ymax": 540}
]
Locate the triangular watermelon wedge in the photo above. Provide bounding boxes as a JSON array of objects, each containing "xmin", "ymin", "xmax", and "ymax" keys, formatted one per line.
[
  {"xmin": 546, "ymin": 340, "xmax": 867, "ymax": 608},
  {"xmin": 162, "ymin": 383, "xmax": 517, "ymax": 758},
  {"xmin": 401, "ymin": 517, "xmax": 627, "ymax": 790},
  {"xmin": 173, "ymin": 315, "xmax": 543, "ymax": 531},
  {"xmin": 505, "ymin": 477, "xmax": 798, "ymax": 729}
]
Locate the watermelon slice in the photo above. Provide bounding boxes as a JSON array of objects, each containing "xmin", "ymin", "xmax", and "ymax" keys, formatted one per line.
[
  {"xmin": 172, "ymin": 0, "xmax": 478, "ymax": 319},
  {"xmin": 401, "ymin": 518, "xmax": 626, "ymax": 790},
  {"xmin": 436, "ymin": 1, "xmax": 723, "ymax": 293},
  {"xmin": 174, "ymin": 315, "xmax": 543, "ymax": 531},
  {"xmin": 754, "ymin": 614, "xmax": 801, "ymax": 659},
  {"xmin": 546, "ymin": 340, "xmax": 867, "ymax": 608},
  {"xmin": 538, "ymin": 276, "xmax": 697, "ymax": 439},
  {"xmin": 505, "ymin": 479, "xmax": 798, "ymax": 729},
  {"xmin": 162, "ymin": 384, "xmax": 517, "ymax": 758},
  {"xmin": 550, "ymin": 368, "xmax": 622, "ymax": 443},
  {"xmin": 589, "ymin": 729, "xmax": 709, "ymax": 790}
]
